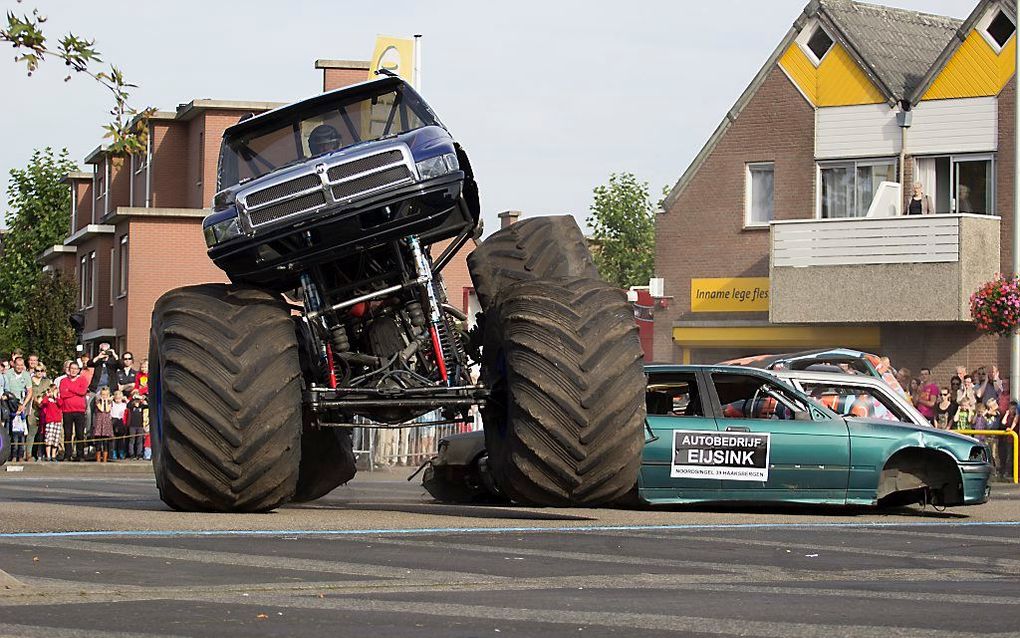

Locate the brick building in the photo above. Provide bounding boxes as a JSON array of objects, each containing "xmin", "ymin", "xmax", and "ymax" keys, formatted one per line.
[
  {"xmin": 654, "ymin": 0, "xmax": 1017, "ymax": 381},
  {"xmin": 41, "ymin": 59, "xmax": 474, "ymax": 358}
]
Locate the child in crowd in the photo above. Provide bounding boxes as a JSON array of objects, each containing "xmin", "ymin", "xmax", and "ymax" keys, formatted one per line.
[
  {"xmin": 10, "ymin": 410, "xmax": 27, "ymax": 462},
  {"xmin": 125, "ymin": 392, "xmax": 147, "ymax": 460},
  {"xmin": 91, "ymin": 387, "xmax": 114, "ymax": 463},
  {"xmin": 40, "ymin": 385, "xmax": 63, "ymax": 461},
  {"xmin": 954, "ymin": 394, "xmax": 976, "ymax": 430},
  {"xmin": 110, "ymin": 390, "xmax": 128, "ymax": 460}
]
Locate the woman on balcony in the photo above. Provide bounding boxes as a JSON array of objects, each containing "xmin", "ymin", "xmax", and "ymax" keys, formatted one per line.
[{"xmin": 906, "ymin": 182, "xmax": 933, "ymax": 215}]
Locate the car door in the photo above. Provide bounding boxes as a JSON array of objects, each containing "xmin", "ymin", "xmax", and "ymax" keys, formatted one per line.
[
  {"xmin": 640, "ymin": 370, "xmax": 721, "ymax": 502},
  {"xmin": 706, "ymin": 371, "xmax": 851, "ymax": 503}
]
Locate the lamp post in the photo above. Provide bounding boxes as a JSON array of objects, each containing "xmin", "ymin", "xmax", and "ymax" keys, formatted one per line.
[{"xmin": 1013, "ymin": 32, "xmax": 1019, "ymax": 401}]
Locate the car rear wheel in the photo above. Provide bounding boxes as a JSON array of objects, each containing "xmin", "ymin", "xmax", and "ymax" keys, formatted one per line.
[
  {"xmin": 480, "ymin": 277, "xmax": 645, "ymax": 506},
  {"xmin": 150, "ymin": 284, "xmax": 302, "ymax": 512}
]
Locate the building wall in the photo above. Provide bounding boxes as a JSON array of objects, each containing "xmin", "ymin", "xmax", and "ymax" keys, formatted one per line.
[
  {"xmin": 107, "ymin": 157, "xmax": 131, "ymax": 218},
  {"xmin": 323, "ymin": 67, "xmax": 369, "ymax": 92},
  {"xmin": 123, "ymin": 217, "xmax": 229, "ymax": 359},
  {"xmin": 150, "ymin": 122, "xmax": 190, "ymax": 209},
  {"xmin": 72, "ymin": 180, "xmax": 93, "ymax": 233},
  {"xmin": 432, "ymin": 238, "xmax": 476, "ymax": 312},
  {"xmin": 74, "ymin": 234, "xmax": 115, "ymax": 336},
  {"xmin": 653, "ymin": 66, "xmax": 816, "ymax": 361}
]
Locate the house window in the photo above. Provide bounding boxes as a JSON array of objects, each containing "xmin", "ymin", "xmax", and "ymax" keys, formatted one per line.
[
  {"xmin": 745, "ymin": 162, "xmax": 774, "ymax": 227},
  {"xmin": 88, "ymin": 251, "xmax": 96, "ymax": 308},
  {"xmin": 110, "ymin": 248, "xmax": 115, "ymax": 306},
  {"xmin": 818, "ymin": 159, "xmax": 897, "ymax": 218},
  {"xmin": 914, "ymin": 155, "xmax": 993, "ymax": 215},
  {"xmin": 797, "ymin": 21, "xmax": 835, "ymax": 66},
  {"xmin": 806, "ymin": 27, "xmax": 834, "ymax": 61},
  {"xmin": 79, "ymin": 256, "xmax": 88, "ymax": 309},
  {"xmin": 118, "ymin": 235, "xmax": 128, "ymax": 296},
  {"xmin": 986, "ymin": 10, "xmax": 1015, "ymax": 49},
  {"xmin": 197, "ymin": 131, "xmax": 204, "ymax": 187},
  {"xmin": 95, "ymin": 161, "xmax": 106, "ymax": 201}
]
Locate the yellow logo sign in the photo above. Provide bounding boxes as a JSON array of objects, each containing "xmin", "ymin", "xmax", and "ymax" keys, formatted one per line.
[
  {"xmin": 691, "ymin": 278, "xmax": 770, "ymax": 312},
  {"xmin": 372, "ymin": 36, "xmax": 415, "ymax": 84}
]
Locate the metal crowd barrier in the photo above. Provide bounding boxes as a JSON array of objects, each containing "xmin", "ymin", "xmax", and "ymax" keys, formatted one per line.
[
  {"xmin": 351, "ymin": 410, "xmax": 483, "ymax": 471},
  {"xmin": 957, "ymin": 429, "xmax": 1019, "ymax": 484}
]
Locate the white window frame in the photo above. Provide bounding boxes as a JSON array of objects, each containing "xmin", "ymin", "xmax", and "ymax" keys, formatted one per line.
[
  {"xmin": 109, "ymin": 247, "xmax": 115, "ymax": 306},
  {"xmin": 118, "ymin": 235, "xmax": 128, "ymax": 297},
  {"xmin": 79, "ymin": 255, "xmax": 88, "ymax": 310},
  {"xmin": 744, "ymin": 162, "xmax": 775, "ymax": 229},
  {"xmin": 796, "ymin": 19, "xmax": 834, "ymax": 67},
  {"xmin": 88, "ymin": 251, "xmax": 96, "ymax": 309},
  {"xmin": 70, "ymin": 183, "xmax": 77, "ymax": 231},
  {"xmin": 914, "ymin": 153, "xmax": 996, "ymax": 214},
  {"xmin": 815, "ymin": 157, "xmax": 898, "ymax": 219},
  {"xmin": 977, "ymin": 7, "xmax": 1016, "ymax": 54}
]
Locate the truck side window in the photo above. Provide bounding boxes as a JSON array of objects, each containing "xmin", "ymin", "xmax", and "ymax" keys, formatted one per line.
[{"xmin": 646, "ymin": 373, "xmax": 703, "ymax": 417}]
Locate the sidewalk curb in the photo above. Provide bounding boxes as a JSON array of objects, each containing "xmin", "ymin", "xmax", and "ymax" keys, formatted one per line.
[{"xmin": 3, "ymin": 461, "xmax": 154, "ymax": 475}]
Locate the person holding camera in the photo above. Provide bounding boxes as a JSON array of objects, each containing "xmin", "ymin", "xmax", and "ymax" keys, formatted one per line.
[{"xmin": 88, "ymin": 343, "xmax": 120, "ymax": 394}]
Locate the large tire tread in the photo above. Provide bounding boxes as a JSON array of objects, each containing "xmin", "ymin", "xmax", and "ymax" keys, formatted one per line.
[
  {"xmin": 482, "ymin": 277, "xmax": 644, "ymax": 506},
  {"xmin": 468, "ymin": 215, "xmax": 599, "ymax": 311},
  {"xmin": 151, "ymin": 284, "xmax": 302, "ymax": 513}
]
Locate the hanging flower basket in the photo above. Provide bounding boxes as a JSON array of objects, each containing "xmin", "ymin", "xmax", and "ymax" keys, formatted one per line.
[{"xmin": 970, "ymin": 274, "xmax": 1020, "ymax": 336}]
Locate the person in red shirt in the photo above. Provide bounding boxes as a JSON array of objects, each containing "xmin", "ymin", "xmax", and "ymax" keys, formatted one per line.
[{"xmin": 58, "ymin": 362, "xmax": 89, "ymax": 461}]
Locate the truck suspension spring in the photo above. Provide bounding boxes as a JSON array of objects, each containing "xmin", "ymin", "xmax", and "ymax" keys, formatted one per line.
[{"xmin": 330, "ymin": 325, "xmax": 350, "ymax": 353}]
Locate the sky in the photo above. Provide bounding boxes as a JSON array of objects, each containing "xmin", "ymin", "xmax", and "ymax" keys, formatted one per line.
[{"xmin": 0, "ymin": 0, "xmax": 979, "ymax": 234}]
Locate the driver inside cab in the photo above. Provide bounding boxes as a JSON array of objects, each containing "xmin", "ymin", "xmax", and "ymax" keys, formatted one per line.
[{"xmin": 308, "ymin": 124, "xmax": 342, "ymax": 157}]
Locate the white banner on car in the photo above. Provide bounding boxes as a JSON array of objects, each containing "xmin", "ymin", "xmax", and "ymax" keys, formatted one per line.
[{"xmin": 670, "ymin": 430, "xmax": 770, "ymax": 481}]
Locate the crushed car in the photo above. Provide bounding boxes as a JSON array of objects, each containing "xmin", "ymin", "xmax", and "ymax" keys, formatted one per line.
[
  {"xmin": 722, "ymin": 348, "xmax": 907, "ymax": 399},
  {"xmin": 425, "ymin": 364, "xmax": 991, "ymax": 508}
]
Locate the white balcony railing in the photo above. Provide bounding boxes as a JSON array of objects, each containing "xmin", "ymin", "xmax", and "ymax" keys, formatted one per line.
[{"xmin": 770, "ymin": 214, "xmax": 998, "ymax": 268}]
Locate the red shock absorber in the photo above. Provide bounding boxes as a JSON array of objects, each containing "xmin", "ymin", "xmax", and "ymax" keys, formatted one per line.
[
  {"xmin": 325, "ymin": 343, "xmax": 338, "ymax": 389},
  {"xmin": 430, "ymin": 324, "xmax": 449, "ymax": 383}
]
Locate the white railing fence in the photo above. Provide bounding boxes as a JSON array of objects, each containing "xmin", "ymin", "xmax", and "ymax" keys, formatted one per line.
[{"xmin": 771, "ymin": 214, "xmax": 980, "ymax": 267}]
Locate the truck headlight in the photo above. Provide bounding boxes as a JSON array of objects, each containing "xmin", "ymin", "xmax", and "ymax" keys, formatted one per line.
[
  {"xmin": 415, "ymin": 152, "xmax": 459, "ymax": 180},
  {"xmin": 203, "ymin": 217, "xmax": 241, "ymax": 247}
]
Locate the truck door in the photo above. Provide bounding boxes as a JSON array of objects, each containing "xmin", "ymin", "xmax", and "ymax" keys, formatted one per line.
[
  {"xmin": 640, "ymin": 370, "xmax": 720, "ymax": 502},
  {"xmin": 705, "ymin": 371, "xmax": 851, "ymax": 503}
]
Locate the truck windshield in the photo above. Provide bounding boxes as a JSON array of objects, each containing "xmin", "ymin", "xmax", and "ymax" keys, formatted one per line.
[{"xmin": 217, "ymin": 84, "xmax": 438, "ymax": 190}]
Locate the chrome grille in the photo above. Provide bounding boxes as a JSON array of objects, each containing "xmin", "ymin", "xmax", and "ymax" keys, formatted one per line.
[
  {"xmin": 331, "ymin": 165, "xmax": 413, "ymax": 200},
  {"xmin": 248, "ymin": 191, "xmax": 326, "ymax": 227},
  {"xmin": 245, "ymin": 174, "xmax": 321, "ymax": 208},
  {"xmin": 327, "ymin": 150, "xmax": 404, "ymax": 181}
]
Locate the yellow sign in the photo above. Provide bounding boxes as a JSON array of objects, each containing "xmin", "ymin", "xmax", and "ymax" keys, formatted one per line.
[
  {"xmin": 691, "ymin": 278, "xmax": 770, "ymax": 312},
  {"xmin": 372, "ymin": 36, "xmax": 415, "ymax": 84}
]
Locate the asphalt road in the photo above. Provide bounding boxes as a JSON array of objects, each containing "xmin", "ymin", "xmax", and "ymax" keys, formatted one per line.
[{"xmin": 1, "ymin": 468, "xmax": 1018, "ymax": 637}]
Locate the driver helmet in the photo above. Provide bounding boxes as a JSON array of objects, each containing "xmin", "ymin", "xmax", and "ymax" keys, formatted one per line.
[{"xmin": 308, "ymin": 124, "xmax": 341, "ymax": 156}]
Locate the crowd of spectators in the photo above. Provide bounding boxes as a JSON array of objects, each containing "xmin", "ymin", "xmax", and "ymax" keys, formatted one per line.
[
  {"xmin": 900, "ymin": 364, "xmax": 1016, "ymax": 479},
  {"xmin": 1, "ymin": 342, "xmax": 149, "ymax": 463}
]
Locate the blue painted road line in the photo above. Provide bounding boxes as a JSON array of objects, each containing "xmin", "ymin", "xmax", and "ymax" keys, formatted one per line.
[{"xmin": 2, "ymin": 519, "xmax": 1020, "ymax": 539}]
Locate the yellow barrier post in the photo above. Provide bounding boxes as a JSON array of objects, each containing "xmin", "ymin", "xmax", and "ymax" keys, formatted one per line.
[{"xmin": 956, "ymin": 429, "xmax": 1019, "ymax": 484}]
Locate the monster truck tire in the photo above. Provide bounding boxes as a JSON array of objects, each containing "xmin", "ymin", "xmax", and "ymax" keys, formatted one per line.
[
  {"xmin": 291, "ymin": 427, "xmax": 357, "ymax": 503},
  {"xmin": 467, "ymin": 215, "xmax": 599, "ymax": 311},
  {"xmin": 150, "ymin": 284, "xmax": 302, "ymax": 512},
  {"xmin": 481, "ymin": 277, "xmax": 645, "ymax": 506}
]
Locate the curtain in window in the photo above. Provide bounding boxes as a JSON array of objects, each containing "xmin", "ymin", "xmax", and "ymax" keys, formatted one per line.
[
  {"xmin": 914, "ymin": 158, "xmax": 937, "ymax": 212},
  {"xmin": 820, "ymin": 167, "xmax": 851, "ymax": 218},
  {"xmin": 749, "ymin": 166, "xmax": 774, "ymax": 224}
]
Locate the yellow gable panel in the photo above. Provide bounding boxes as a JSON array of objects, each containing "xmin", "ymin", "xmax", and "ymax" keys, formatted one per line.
[
  {"xmin": 778, "ymin": 42, "xmax": 884, "ymax": 107},
  {"xmin": 923, "ymin": 30, "xmax": 1011, "ymax": 100},
  {"xmin": 779, "ymin": 43, "xmax": 818, "ymax": 104},
  {"xmin": 816, "ymin": 43, "xmax": 886, "ymax": 106}
]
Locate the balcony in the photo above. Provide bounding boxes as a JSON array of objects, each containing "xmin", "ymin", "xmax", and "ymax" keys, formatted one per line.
[{"xmin": 769, "ymin": 214, "xmax": 1000, "ymax": 323}]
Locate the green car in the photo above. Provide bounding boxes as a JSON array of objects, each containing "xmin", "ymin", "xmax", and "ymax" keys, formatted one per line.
[{"xmin": 424, "ymin": 365, "xmax": 992, "ymax": 508}]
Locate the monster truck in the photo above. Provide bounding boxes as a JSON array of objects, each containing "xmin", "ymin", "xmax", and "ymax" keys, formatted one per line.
[{"xmin": 149, "ymin": 74, "xmax": 645, "ymax": 512}]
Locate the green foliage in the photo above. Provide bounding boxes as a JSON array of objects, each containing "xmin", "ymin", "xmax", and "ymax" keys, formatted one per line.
[
  {"xmin": 586, "ymin": 172, "xmax": 658, "ymax": 289},
  {"xmin": 23, "ymin": 270, "xmax": 77, "ymax": 370},
  {"xmin": 2, "ymin": 7, "xmax": 152, "ymax": 155},
  {"xmin": 0, "ymin": 147, "xmax": 77, "ymax": 340}
]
